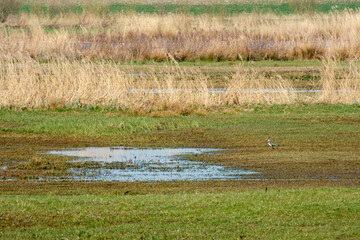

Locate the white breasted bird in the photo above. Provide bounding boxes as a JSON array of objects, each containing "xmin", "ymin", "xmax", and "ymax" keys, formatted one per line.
[{"xmin": 267, "ymin": 137, "xmax": 277, "ymax": 149}]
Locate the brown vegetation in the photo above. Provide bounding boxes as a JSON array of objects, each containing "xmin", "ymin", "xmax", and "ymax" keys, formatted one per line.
[
  {"xmin": 2, "ymin": 11, "xmax": 360, "ymax": 61},
  {"xmin": 2, "ymin": 10, "xmax": 360, "ymax": 110},
  {"xmin": 0, "ymin": 60, "xmax": 359, "ymax": 110}
]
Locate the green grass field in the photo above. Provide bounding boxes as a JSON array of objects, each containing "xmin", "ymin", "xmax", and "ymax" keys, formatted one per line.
[
  {"xmin": 14, "ymin": 2, "xmax": 360, "ymax": 16},
  {"xmin": 1, "ymin": 188, "xmax": 359, "ymax": 239},
  {"xmin": 2, "ymin": 0, "xmax": 360, "ymax": 20}
]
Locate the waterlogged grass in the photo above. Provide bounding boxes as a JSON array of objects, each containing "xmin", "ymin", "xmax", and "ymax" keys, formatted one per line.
[
  {"xmin": 0, "ymin": 188, "xmax": 359, "ymax": 239},
  {"xmin": 1, "ymin": 104, "xmax": 360, "ymax": 182}
]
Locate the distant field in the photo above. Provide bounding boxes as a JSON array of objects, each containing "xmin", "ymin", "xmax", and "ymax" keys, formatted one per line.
[{"xmin": 6, "ymin": 0, "xmax": 360, "ymax": 16}]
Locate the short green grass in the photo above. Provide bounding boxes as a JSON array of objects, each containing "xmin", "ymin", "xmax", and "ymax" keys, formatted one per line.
[
  {"xmin": 1, "ymin": 104, "xmax": 360, "ymax": 140},
  {"xmin": 15, "ymin": 1, "xmax": 360, "ymax": 16},
  {"xmin": 1, "ymin": 188, "xmax": 359, "ymax": 239}
]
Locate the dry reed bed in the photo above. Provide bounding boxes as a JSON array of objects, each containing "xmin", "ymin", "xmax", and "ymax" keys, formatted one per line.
[
  {"xmin": 1, "ymin": 60, "xmax": 359, "ymax": 111},
  {"xmin": 2, "ymin": 11, "xmax": 360, "ymax": 61}
]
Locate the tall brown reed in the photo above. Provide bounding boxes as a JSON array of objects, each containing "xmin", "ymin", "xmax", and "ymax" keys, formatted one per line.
[
  {"xmin": 0, "ymin": 60, "xmax": 296, "ymax": 110},
  {"xmin": 0, "ymin": 60, "xmax": 220, "ymax": 111},
  {"xmin": 319, "ymin": 61, "xmax": 360, "ymax": 104},
  {"xmin": 2, "ymin": 60, "xmax": 359, "ymax": 111},
  {"xmin": 226, "ymin": 68, "xmax": 297, "ymax": 104},
  {"xmin": 2, "ymin": 11, "xmax": 360, "ymax": 61}
]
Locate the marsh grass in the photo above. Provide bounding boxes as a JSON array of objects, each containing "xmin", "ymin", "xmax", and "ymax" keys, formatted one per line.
[
  {"xmin": 2, "ymin": 11, "xmax": 360, "ymax": 61},
  {"xmin": 226, "ymin": 68, "xmax": 297, "ymax": 104},
  {"xmin": 319, "ymin": 61, "xmax": 360, "ymax": 104},
  {"xmin": 1, "ymin": 60, "xmax": 359, "ymax": 111},
  {"xmin": 0, "ymin": 59, "xmax": 295, "ymax": 110}
]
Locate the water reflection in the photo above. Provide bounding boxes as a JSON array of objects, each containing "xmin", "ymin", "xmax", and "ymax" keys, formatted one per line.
[{"xmin": 48, "ymin": 147, "xmax": 258, "ymax": 182}]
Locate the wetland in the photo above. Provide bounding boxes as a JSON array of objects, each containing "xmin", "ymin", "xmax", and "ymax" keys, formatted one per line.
[
  {"xmin": 1, "ymin": 1, "xmax": 360, "ymax": 238},
  {"xmin": 1, "ymin": 104, "xmax": 359, "ymax": 239},
  {"xmin": 1, "ymin": 104, "xmax": 359, "ymax": 188},
  {"xmin": 46, "ymin": 147, "xmax": 258, "ymax": 182}
]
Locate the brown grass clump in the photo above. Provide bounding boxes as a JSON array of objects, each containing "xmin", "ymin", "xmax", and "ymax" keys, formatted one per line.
[
  {"xmin": 1, "ymin": 60, "xmax": 360, "ymax": 111},
  {"xmin": 0, "ymin": 59, "xmax": 295, "ymax": 110},
  {"xmin": 319, "ymin": 61, "xmax": 360, "ymax": 104},
  {"xmin": 226, "ymin": 68, "xmax": 297, "ymax": 105},
  {"xmin": 2, "ymin": 11, "xmax": 360, "ymax": 61},
  {"xmin": 0, "ymin": 60, "xmax": 218, "ymax": 110}
]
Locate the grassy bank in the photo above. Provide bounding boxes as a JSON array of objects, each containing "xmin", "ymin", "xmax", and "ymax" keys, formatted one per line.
[{"xmin": 1, "ymin": 188, "xmax": 359, "ymax": 239}]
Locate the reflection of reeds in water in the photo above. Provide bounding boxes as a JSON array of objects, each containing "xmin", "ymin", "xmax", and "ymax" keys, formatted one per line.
[
  {"xmin": 2, "ymin": 11, "xmax": 360, "ymax": 61},
  {"xmin": 1, "ymin": 60, "xmax": 360, "ymax": 111}
]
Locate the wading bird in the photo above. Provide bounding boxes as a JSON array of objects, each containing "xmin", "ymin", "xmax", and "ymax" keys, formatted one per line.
[{"xmin": 267, "ymin": 137, "xmax": 277, "ymax": 149}]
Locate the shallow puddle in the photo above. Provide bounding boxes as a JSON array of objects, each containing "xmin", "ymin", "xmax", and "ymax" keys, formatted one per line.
[{"xmin": 47, "ymin": 147, "xmax": 258, "ymax": 182}]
